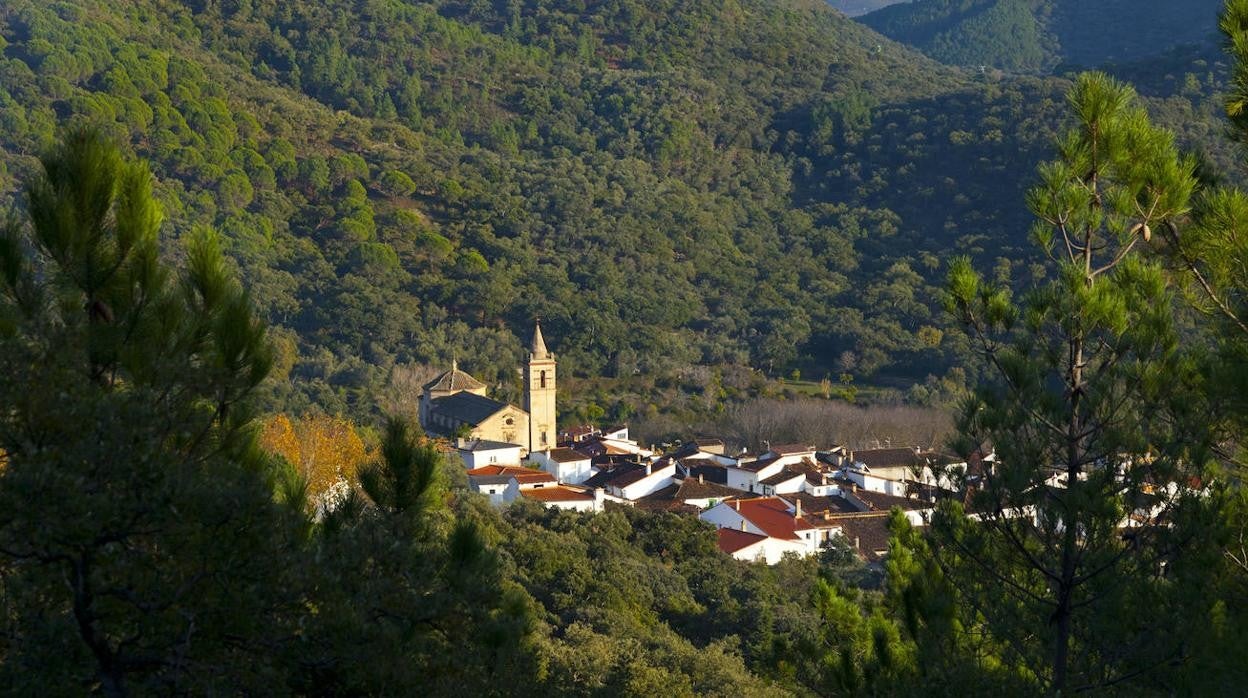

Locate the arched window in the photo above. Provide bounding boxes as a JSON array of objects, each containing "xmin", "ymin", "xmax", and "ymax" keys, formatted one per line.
[{"xmin": 539, "ymin": 370, "xmax": 547, "ymax": 389}]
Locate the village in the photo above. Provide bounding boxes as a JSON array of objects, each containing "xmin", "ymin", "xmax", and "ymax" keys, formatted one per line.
[{"xmin": 421, "ymin": 323, "xmax": 999, "ymax": 566}]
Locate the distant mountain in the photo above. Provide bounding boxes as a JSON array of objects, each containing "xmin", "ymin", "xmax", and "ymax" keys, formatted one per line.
[
  {"xmin": 860, "ymin": 0, "xmax": 1225, "ymax": 73},
  {"xmin": 827, "ymin": 0, "xmax": 907, "ymax": 17}
]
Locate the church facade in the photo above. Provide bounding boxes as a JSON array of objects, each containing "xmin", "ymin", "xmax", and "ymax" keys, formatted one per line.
[{"xmin": 419, "ymin": 323, "xmax": 556, "ymax": 455}]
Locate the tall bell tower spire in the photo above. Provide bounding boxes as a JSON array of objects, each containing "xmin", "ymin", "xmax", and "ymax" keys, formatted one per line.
[{"xmin": 523, "ymin": 321, "xmax": 557, "ymax": 453}]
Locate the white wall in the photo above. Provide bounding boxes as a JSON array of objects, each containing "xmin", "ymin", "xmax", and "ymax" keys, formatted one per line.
[
  {"xmin": 529, "ymin": 451, "xmax": 593, "ymax": 485},
  {"xmin": 471, "ymin": 482, "xmax": 509, "ymax": 505},
  {"xmin": 700, "ymin": 503, "xmax": 762, "ymax": 535},
  {"xmin": 460, "ymin": 446, "xmax": 523, "ymax": 470},
  {"xmin": 617, "ymin": 463, "xmax": 676, "ymax": 500}
]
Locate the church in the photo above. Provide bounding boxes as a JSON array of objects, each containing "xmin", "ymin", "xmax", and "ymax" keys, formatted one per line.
[{"xmin": 418, "ymin": 323, "xmax": 557, "ymax": 455}]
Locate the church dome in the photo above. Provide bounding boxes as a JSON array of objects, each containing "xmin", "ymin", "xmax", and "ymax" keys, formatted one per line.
[{"xmin": 422, "ymin": 360, "xmax": 487, "ymax": 394}]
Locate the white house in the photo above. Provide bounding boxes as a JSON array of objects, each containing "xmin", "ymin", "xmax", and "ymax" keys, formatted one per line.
[
  {"xmin": 529, "ymin": 447, "xmax": 594, "ymax": 484},
  {"xmin": 725, "ymin": 445, "xmax": 818, "ymax": 493},
  {"xmin": 466, "ymin": 465, "xmax": 545, "ymax": 505},
  {"xmin": 716, "ymin": 527, "xmax": 806, "ymax": 564},
  {"xmin": 457, "ymin": 439, "xmax": 524, "ymax": 470},
  {"xmin": 700, "ymin": 497, "xmax": 822, "ymax": 560},
  {"xmin": 520, "ymin": 485, "xmax": 605, "ymax": 512},
  {"xmin": 839, "ymin": 468, "xmax": 911, "ymax": 498},
  {"xmin": 758, "ymin": 469, "xmax": 807, "ymax": 496},
  {"xmin": 503, "ymin": 469, "xmax": 559, "ymax": 502}
]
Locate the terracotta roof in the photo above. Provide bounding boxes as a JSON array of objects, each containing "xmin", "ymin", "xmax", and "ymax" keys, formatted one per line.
[
  {"xmin": 737, "ymin": 454, "xmax": 780, "ymax": 472},
  {"xmin": 770, "ymin": 443, "xmax": 816, "ymax": 456},
  {"xmin": 467, "ymin": 465, "xmax": 532, "ymax": 477},
  {"xmin": 422, "ymin": 365, "xmax": 486, "ymax": 393},
  {"xmin": 760, "ymin": 469, "xmax": 807, "ymax": 487},
  {"xmin": 468, "ymin": 465, "xmax": 541, "ymax": 485},
  {"xmin": 717, "ymin": 528, "xmax": 768, "ymax": 555},
  {"xmin": 792, "ymin": 492, "xmax": 862, "ymax": 517},
  {"xmin": 611, "ymin": 465, "xmax": 665, "ymax": 489},
  {"xmin": 674, "ymin": 478, "xmax": 740, "ymax": 500},
  {"xmin": 512, "ymin": 471, "xmax": 557, "ymax": 485},
  {"xmin": 546, "ymin": 447, "xmax": 590, "ymax": 463},
  {"xmin": 582, "ymin": 464, "xmax": 641, "ymax": 489},
  {"xmin": 852, "ymin": 448, "xmax": 922, "ymax": 470},
  {"xmin": 428, "ymin": 391, "xmax": 512, "ymax": 426},
  {"xmin": 633, "ymin": 485, "xmax": 700, "ymax": 514},
  {"xmin": 731, "ymin": 497, "xmax": 811, "ymax": 540},
  {"xmin": 521, "ymin": 485, "xmax": 593, "ymax": 502},
  {"xmin": 832, "ymin": 514, "xmax": 895, "ymax": 562}
]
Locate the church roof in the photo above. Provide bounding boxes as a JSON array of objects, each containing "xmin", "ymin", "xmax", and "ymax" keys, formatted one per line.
[
  {"xmin": 422, "ymin": 361, "xmax": 486, "ymax": 393},
  {"xmin": 429, "ymin": 392, "xmax": 512, "ymax": 426},
  {"xmin": 530, "ymin": 323, "xmax": 549, "ymax": 360}
]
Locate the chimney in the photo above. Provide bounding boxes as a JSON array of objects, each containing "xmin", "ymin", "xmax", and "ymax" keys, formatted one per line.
[
  {"xmin": 854, "ymin": 536, "xmax": 860, "ymax": 550},
  {"xmin": 734, "ymin": 499, "xmax": 740, "ymax": 511},
  {"xmin": 851, "ymin": 483, "xmax": 857, "ymax": 493},
  {"xmin": 699, "ymin": 473, "xmax": 705, "ymax": 484},
  {"xmin": 740, "ymin": 520, "xmax": 747, "ymax": 532},
  {"xmin": 795, "ymin": 498, "xmax": 802, "ymax": 519},
  {"xmin": 645, "ymin": 463, "xmax": 652, "ymax": 476}
]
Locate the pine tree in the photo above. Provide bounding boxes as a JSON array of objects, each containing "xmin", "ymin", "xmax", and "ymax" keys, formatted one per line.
[
  {"xmin": 0, "ymin": 128, "xmax": 300, "ymax": 694},
  {"xmin": 937, "ymin": 73, "xmax": 1221, "ymax": 693}
]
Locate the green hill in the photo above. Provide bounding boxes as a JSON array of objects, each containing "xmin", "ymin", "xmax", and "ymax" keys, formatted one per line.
[
  {"xmin": 861, "ymin": 0, "xmax": 1225, "ymax": 73},
  {"xmin": 0, "ymin": 0, "xmax": 1230, "ymax": 415},
  {"xmin": 828, "ymin": 0, "xmax": 908, "ymax": 17}
]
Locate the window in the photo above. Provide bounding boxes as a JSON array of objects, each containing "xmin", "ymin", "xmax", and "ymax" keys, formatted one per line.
[
  {"xmin": 539, "ymin": 370, "xmax": 547, "ymax": 389},
  {"xmin": 541, "ymin": 431, "xmax": 548, "ymax": 446},
  {"xmin": 505, "ymin": 417, "xmax": 514, "ymax": 426}
]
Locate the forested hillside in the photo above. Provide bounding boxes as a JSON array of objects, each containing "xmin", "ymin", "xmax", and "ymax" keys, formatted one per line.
[
  {"xmin": 0, "ymin": 0, "xmax": 1231, "ymax": 417},
  {"xmin": 861, "ymin": 0, "xmax": 1225, "ymax": 73},
  {"xmin": 827, "ymin": 0, "xmax": 905, "ymax": 17}
]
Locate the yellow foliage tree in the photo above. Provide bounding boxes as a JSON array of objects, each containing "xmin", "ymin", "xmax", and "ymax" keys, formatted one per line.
[{"xmin": 259, "ymin": 413, "xmax": 371, "ymax": 502}]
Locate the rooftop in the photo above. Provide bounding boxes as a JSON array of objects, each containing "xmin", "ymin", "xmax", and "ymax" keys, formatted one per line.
[
  {"xmin": 545, "ymin": 447, "xmax": 590, "ymax": 463},
  {"xmin": 851, "ymin": 447, "xmax": 922, "ymax": 470},
  {"xmin": 769, "ymin": 443, "xmax": 817, "ymax": 456},
  {"xmin": 850, "ymin": 488, "xmax": 933, "ymax": 512},
  {"xmin": 458, "ymin": 439, "xmax": 523, "ymax": 452},
  {"xmin": 521, "ymin": 485, "xmax": 594, "ymax": 502},
  {"xmin": 727, "ymin": 497, "xmax": 811, "ymax": 540},
  {"xmin": 674, "ymin": 478, "xmax": 740, "ymax": 501},
  {"xmin": 832, "ymin": 514, "xmax": 895, "ymax": 562},
  {"xmin": 717, "ymin": 528, "xmax": 769, "ymax": 555},
  {"xmin": 760, "ymin": 468, "xmax": 807, "ymax": 486},
  {"xmin": 422, "ymin": 362, "xmax": 486, "ymax": 393},
  {"xmin": 429, "ymin": 391, "xmax": 511, "ymax": 426}
]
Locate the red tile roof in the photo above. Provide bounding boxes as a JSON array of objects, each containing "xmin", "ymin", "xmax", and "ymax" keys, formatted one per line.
[
  {"xmin": 466, "ymin": 465, "xmax": 534, "ymax": 477},
  {"xmin": 770, "ymin": 443, "xmax": 816, "ymax": 455},
  {"xmin": 512, "ymin": 471, "xmax": 557, "ymax": 485},
  {"xmin": 546, "ymin": 447, "xmax": 590, "ymax": 463},
  {"xmin": 731, "ymin": 497, "xmax": 812, "ymax": 539},
  {"xmin": 717, "ymin": 528, "xmax": 769, "ymax": 555},
  {"xmin": 520, "ymin": 485, "xmax": 595, "ymax": 502}
]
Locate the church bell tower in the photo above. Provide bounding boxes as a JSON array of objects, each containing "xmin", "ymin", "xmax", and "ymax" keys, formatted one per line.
[{"xmin": 523, "ymin": 322, "xmax": 557, "ymax": 453}]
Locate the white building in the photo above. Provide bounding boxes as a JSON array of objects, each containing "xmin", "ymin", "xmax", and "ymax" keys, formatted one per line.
[
  {"xmin": 725, "ymin": 444, "xmax": 818, "ymax": 494},
  {"xmin": 466, "ymin": 465, "xmax": 548, "ymax": 505},
  {"xmin": 701, "ymin": 497, "xmax": 823, "ymax": 560},
  {"xmin": 520, "ymin": 485, "xmax": 605, "ymax": 512},
  {"xmin": 457, "ymin": 439, "xmax": 524, "ymax": 470},
  {"xmin": 528, "ymin": 447, "xmax": 594, "ymax": 485},
  {"xmin": 608, "ymin": 460, "xmax": 677, "ymax": 500}
]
